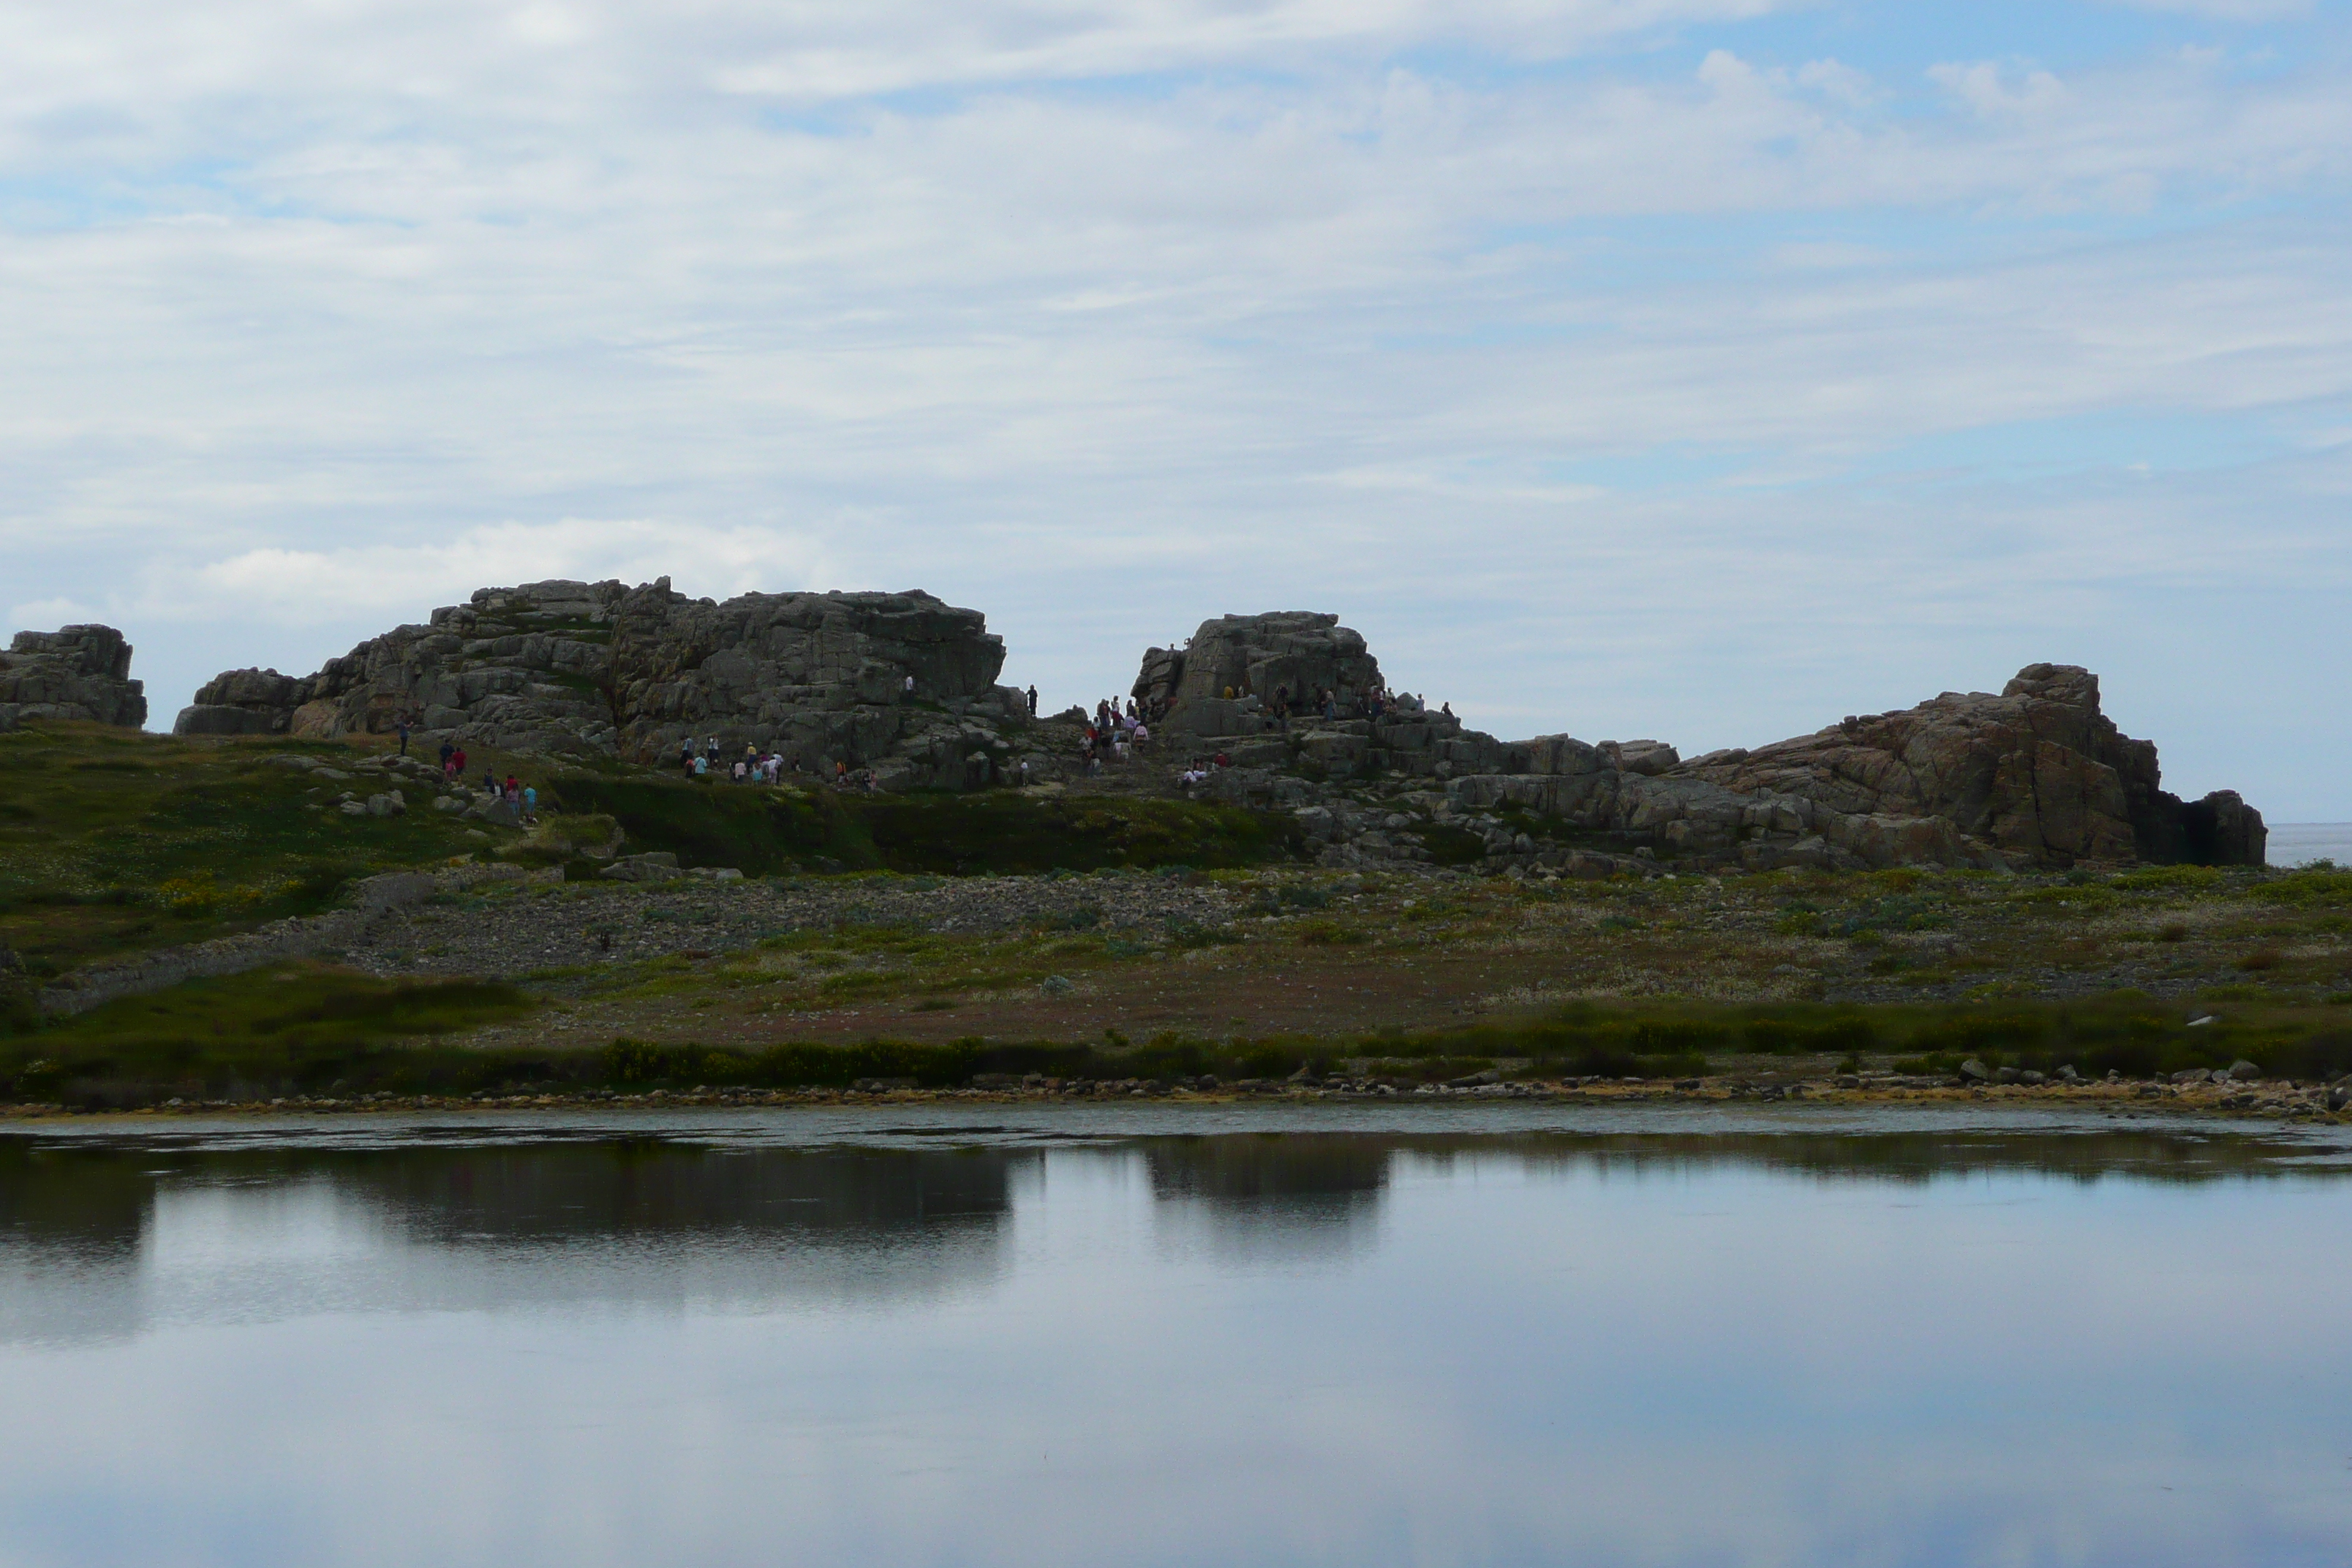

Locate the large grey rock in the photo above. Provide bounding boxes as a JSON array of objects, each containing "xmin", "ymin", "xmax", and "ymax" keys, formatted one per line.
[
  {"xmin": 1139, "ymin": 612, "xmax": 1384, "ymax": 737},
  {"xmin": 0, "ymin": 625, "xmax": 147, "ymax": 728},
  {"xmin": 175, "ymin": 668, "xmax": 304, "ymax": 734},
  {"xmin": 173, "ymin": 579, "xmax": 1025, "ymax": 789},
  {"xmin": 1677, "ymin": 664, "xmax": 2264, "ymax": 868},
  {"xmin": 1161, "ymin": 614, "xmax": 2261, "ymax": 872},
  {"xmin": 600, "ymin": 851, "xmax": 683, "ymax": 882}
]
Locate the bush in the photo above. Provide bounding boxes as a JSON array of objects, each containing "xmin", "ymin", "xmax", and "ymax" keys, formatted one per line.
[
  {"xmin": 2111, "ymin": 865, "xmax": 2225, "ymax": 892},
  {"xmin": 1746, "ymin": 1017, "xmax": 1876, "ymax": 1055},
  {"xmin": 2243, "ymin": 869, "xmax": 2352, "ymax": 908},
  {"xmin": 1634, "ymin": 1021, "xmax": 1729, "ymax": 1054},
  {"xmin": 1910, "ymin": 1014, "xmax": 2040, "ymax": 1053}
]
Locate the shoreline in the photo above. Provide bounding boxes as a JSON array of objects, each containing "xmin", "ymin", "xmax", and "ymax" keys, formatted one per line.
[{"xmin": 6, "ymin": 1074, "xmax": 2342, "ymax": 1123}]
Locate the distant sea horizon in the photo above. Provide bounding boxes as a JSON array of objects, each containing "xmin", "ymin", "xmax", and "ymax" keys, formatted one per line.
[{"xmin": 2270, "ymin": 823, "xmax": 2352, "ymax": 867}]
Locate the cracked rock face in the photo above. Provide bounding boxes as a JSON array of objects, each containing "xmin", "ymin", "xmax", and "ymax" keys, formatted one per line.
[
  {"xmin": 0, "ymin": 625, "xmax": 147, "ymax": 730},
  {"xmin": 173, "ymin": 578, "xmax": 1030, "ymax": 788},
  {"xmin": 1137, "ymin": 612, "xmax": 1384, "ymax": 738},
  {"xmin": 1676, "ymin": 663, "xmax": 2264, "ymax": 868},
  {"xmin": 1154, "ymin": 622, "xmax": 2262, "ymax": 872}
]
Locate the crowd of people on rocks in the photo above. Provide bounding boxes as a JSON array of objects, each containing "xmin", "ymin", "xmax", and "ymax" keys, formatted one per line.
[
  {"xmin": 1079, "ymin": 696, "xmax": 1156, "ymax": 776},
  {"xmin": 415, "ymin": 737, "xmax": 542, "ymax": 823},
  {"xmin": 369, "ymin": 669, "xmax": 1458, "ymax": 815},
  {"xmin": 669, "ymin": 735, "xmax": 869, "ymax": 789}
]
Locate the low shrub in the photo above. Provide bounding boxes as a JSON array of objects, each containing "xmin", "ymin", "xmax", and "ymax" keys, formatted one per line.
[{"xmin": 1746, "ymin": 1017, "xmax": 1877, "ymax": 1055}]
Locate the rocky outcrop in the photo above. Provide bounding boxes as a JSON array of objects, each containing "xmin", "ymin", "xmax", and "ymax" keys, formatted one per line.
[
  {"xmin": 175, "ymin": 668, "xmax": 303, "ymax": 735},
  {"xmin": 0, "ymin": 625, "xmax": 147, "ymax": 730},
  {"xmin": 1676, "ymin": 663, "xmax": 2264, "ymax": 869},
  {"xmin": 176, "ymin": 580, "xmax": 1038, "ymax": 788},
  {"xmin": 1140, "ymin": 612, "xmax": 1385, "ymax": 737},
  {"xmin": 1140, "ymin": 619, "xmax": 2262, "ymax": 872}
]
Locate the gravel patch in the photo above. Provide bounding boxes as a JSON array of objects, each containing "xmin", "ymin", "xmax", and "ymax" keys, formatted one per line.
[{"xmin": 347, "ymin": 873, "xmax": 1242, "ymax": 980}]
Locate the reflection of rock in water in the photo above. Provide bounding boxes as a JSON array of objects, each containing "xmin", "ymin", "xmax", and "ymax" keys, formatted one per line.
[
  {"xmin": 372, "ymin": 1141, "xmax": 1016, "ymax": 1241},
  {"xmin": 356, "ymin": 1143, "xmax": 1031, "ymax": 1313},
  {"xmin": 0, "ymin": 1140, "xmax": 1033, "ymax": 1339},
  {"xmin": 1139, "ymin": 1136, "xmax": 1391, "ymax": 1262},
  {"xmin": 1489, "ymin": 1131, "xmax": 2335, "ymax": 1186},
  {"xmin": 0, "ymin": 1141, "xmax": 154, "ymax": 1345},
  {"xmin": 6, "ymin": 1125, "xmax": 2345, "ymax": 1346}
]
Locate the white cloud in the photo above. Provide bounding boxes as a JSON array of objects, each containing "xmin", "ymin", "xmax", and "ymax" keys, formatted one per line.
[
  {"xmin": 7, "ymin": 598, "xmax": 99, "ymax": 630},
  {"xmin": 1, "ymin": 0, "xmax": 2349, "ymax": 813},
  {"xmin": 158, "ymin": 520, "xmax": 838, "ymax": 627}
]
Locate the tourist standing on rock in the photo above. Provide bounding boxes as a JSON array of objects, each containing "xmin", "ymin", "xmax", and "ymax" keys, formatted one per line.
[
  {"xmin": 521, "ymin": 784, "xmax": 537, "ymax": 821},
  {"xmin": 1026, "ymin": 685, "xmax": 1037, "ymax": 716}
]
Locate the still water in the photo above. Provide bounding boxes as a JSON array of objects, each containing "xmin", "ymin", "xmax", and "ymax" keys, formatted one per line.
[{"xmin": 3, "ymin": 1103, "xmax": 2350, "ymax": 1568}]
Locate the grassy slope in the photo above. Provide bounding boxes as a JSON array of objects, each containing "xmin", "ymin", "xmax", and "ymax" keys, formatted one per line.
[
  {"xmin": 0, "ymin": 723, "xmax": 1296, "ymax": 978},
  {"xmin": 543, "ymin": 774, "xmax": 1292, "ymax": 875},
  {"xmin": 8, "ymin": 723, "xmax": 2352, "ymax": 1107},
  {"xmin": 9, "ymin": 965, "xmax": 536, "ymax": 1106},
  {"xmin": 0, "ymin": 723, "xmax": 499, "ymax": 977}
]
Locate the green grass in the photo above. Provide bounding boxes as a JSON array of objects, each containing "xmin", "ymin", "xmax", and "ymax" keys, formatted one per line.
[
  {"xmin": 546, "ymin": 773, "xmax": 1294, "ymax": 875},
  {"xmin": 9, "ymin": 959, "xmax": 2352, "ymax": 1108},
  {"xmin": 2, "ymin": 963, "xmax": 538, "ymax": 1107},
  {"xmin": 0, "ymin": 723, "xmax": 494, "ymax": 975},
  {"xmin": 0, "ymin": 725, "xmax": 1300, "ymax": 983}
]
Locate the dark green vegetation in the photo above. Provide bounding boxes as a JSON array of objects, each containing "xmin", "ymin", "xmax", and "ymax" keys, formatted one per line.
[
  {"xmin": 8, "ymin": 720, "xmax": 2352, "ymax": 1111},
  {"xmin": 9, "ymin": 960, "xmax": 2350, "ymax": 1109},
  {"xmin": 0, "ymin": 723, "xmax": 487, "ymax": 977},
  {"xmin": 0, "ymin": 722, "xmax": 1297, "ymax": 980},
  {"xmin": 546, "ymin": 774, "xmax": 1290, "ymax": 876},
  {"xmin": 4, "ymin": 965, "xmax": 535, "ymax": 1108}
]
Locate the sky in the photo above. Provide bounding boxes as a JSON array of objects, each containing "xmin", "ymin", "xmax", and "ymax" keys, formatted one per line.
[{"xmin": 3, "ymin": 0, "xmax": 2347, "ymax": 816}]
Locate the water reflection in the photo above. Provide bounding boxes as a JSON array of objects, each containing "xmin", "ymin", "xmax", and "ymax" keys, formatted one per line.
[
  {"xmin": 1140, "ymin": 1134, "xmax": 1390, "ymax": 1262},
  {"xmin": 2, "ymin": 1115, "xmax": 2349, "ymax": 1568},
  {"xmin": 0, "ymin": 1139, "xmax": 1030, "ymax": 1343},
  {"xmin": 2, "ymin": 1123, "xmax": 2340, "ymax": 1343}
]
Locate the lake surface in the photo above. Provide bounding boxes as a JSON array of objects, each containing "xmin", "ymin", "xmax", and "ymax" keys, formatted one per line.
[{"xmin": 4, "ymin": 1103, "xmax": 2351, "ymax": 1567}]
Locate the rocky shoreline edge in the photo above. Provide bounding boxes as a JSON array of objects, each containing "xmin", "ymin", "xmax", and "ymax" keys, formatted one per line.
[{"xmin": 9, "ymin": 1073, "xmax": 2345, "ymax": 1122}]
